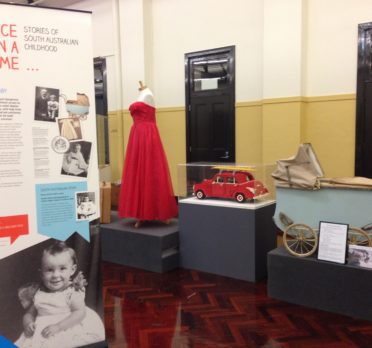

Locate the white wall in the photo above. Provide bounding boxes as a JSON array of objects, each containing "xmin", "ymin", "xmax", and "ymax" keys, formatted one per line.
[
  {"xmin": 118, "ymin": 0, "xmax": 148, "ymax": 106},
  {"xmin": 67, "ymin": 0, "xmax": 119, "ymax": 111},
  {"xmin": 263, "ymin": 0, "xmax": 305, "ymax": 98},
  {"xmin": 67, "ymin": 0, "xmax": 265, "ymax": 108},
  {"xmin": 150, "ymin": 0, "xmax": 372, "ymax": 102},
  {"xmin": 306, "ymin": 0, "xmax": 372, "ymax": 96},
  {"xmin": 67, "ymin": 0, "xmax": 115, "ymax": 57},
  {"xmin": 66, "ymin": 0, "xmax": 372, "ymax": 109},
  {"xmin": 150, "ymin": 0, "xmax": 264, "ymax": 106}
]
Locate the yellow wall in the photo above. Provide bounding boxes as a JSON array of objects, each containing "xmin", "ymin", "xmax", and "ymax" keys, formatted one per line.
[
  {"xmin": 108, "ymin": 110, "xmax": 124, "ymax": 182},
  {"xmin": 155, "ymin": 107, "xmax": 186, "ymax": 195},
  {"xmin": 262, "ymin": 98, "xmax": 304, "ymax": 164},
  {"xmin": 235, "ymin": 101, "xmax": 263, "ymax": 164},
  {"xmin": 303, "ymin": 94, "xmax": 356, "ymax": 177},
  {"xmin": 108, "ymin": 94, "xmax": 356, "ymax": 194},
  {"xmin": 236, "ymin": 94, "xmax": 356, "ymax": 177},
  {"xmin": 96, "ymin": 115, "xmax": 106, "ymax": 166}
]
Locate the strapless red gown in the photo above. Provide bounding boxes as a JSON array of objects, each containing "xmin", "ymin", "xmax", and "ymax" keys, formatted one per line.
[{"xmin": 118, "ymin": 101, "xmax": 178, "ymax": 220}]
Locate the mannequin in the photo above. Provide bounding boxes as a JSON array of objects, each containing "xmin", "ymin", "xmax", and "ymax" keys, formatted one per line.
[
  {"xmin": 118, "ymin": 81, "xmax": 178, "ymax": 228},
  {"xmin": 136, "ymin": 81, "xmax": 155, "ymax": 107}
]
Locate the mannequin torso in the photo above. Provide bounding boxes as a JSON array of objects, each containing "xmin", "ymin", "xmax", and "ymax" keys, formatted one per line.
[{"xmin": 136, "ymin": 87, "xmax": 155, "ymax": 107}]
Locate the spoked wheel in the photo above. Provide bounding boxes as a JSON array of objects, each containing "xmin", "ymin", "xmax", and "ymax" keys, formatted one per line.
[
  {"xmin": 283, "ymin": 223, "xmax": 318, "ymax": 257},
  {"xmin": 348, "ymin": 227, "xmax": 371, "ymax": 247}
]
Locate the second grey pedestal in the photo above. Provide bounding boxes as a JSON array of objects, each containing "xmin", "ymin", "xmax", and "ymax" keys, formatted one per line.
[{"xmin": 179, "ymin": 199, "xmax": 276, "ymax": 282}]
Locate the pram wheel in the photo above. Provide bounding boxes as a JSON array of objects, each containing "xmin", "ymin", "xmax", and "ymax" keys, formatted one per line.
[
  {"xmin": 283, "ymin": 223, "xmax": 318, "ymax": 257},
  {"xmin": 347, "ymin": 227, "xmax": 371, "ymax": 247}
]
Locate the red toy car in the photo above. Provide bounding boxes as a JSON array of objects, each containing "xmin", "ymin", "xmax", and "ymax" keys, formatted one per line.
[{"xmin": 193, "ymin": 167, "xmax": 269, "ymax": 203}]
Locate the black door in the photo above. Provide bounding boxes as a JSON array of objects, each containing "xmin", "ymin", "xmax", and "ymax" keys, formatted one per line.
[
  {"xmin": 94, "ymin": 57, "xmax": 109, "ymax": 165},
  {"xmin": 185, "ymin": 46, "xmax": 235, "ymax": 163},
  {"xmin": 355, "ymin": 23, "xmax": 372, "ymax": 177}
]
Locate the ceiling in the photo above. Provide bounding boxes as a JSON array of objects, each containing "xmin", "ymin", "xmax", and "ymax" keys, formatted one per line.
[{"xmin": 3, "ymin": 0, "xmax": 81, "ymax": 7}]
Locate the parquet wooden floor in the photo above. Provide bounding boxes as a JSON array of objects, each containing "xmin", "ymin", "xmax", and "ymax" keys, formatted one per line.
[{"xmin": 102, "ymin": 262, "xmax": 372, "ymax": 348}]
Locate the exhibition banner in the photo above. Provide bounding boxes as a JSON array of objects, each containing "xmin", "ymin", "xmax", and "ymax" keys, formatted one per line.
[{"xmin": 0, "ymin": 4, "xmax": 105, "ymax": 347}]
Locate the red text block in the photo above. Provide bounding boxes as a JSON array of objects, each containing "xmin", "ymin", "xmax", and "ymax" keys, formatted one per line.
[{"xmin": 0, "ymin": 214, "xmax": 29, "ymax": 244}]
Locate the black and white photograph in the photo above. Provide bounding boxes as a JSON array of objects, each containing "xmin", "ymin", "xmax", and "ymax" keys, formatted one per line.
[
  {"xmin": 61, "ymin": 141, "xmax": 92, "ymax": 178},
  {"xmin": 348, "ymin": 245, "xmax": 372, "ymax": 269},
  {"xmin": 58, "ymin": 118, "xmax": 82, "ymax": 141},
  {"xmin": 0, "ymin": 234, "xmax": 105, "ymax": 347},
  {"xmin": 34, "ymin": 86, "xmax": 60, "ymax": 122},
  {"xmin": 76, "ymin": 192, "xmax": 97, "ymax": 221}
]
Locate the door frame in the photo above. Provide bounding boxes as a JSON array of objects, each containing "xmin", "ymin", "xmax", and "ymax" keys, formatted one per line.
[
  {"xmin": 94, "ymin": 56, "xmax": 109, "ymax": 164},
  {"xmin": 355, "ymin": 22, "xmax": 372, "ymax": 176},
  {"xmin": 185, "ymin": 45, "xmax": 235, "ymax": 163}
]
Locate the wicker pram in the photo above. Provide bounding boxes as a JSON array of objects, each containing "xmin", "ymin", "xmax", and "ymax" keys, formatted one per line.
[{"xmin": 272, "ymin": 144, "xmax": 372, "ymax": 257}]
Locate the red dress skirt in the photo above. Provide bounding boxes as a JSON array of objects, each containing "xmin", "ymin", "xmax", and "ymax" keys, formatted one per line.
[{"xmin": 118, "ymin": 101, "xmax": 178, "ymax": 220}]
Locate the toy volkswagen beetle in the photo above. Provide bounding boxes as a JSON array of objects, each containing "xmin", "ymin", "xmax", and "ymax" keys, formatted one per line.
[{"xmin": 193, "ymin": 166, "xmax": 269, "ymax": 203}]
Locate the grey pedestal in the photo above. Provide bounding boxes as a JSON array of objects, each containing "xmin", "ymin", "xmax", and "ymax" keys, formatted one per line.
[
  {"xmin": 101, "ymin": 214, "xmax": 179, "ymax": 273},
  {"xmin": 268, "ymin": 246, "xmax": 372, "ymax": 321},
  {"xmin": 179, "ymin": 199, "xmax": 277, "ymax": 282}
]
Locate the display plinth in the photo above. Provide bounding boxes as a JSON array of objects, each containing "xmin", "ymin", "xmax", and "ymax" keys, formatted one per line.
[
  {"xmin": 101, "ymin": 213, "xmax": 179, "ymax": 273},
  {"xmin": 268, "ymin": 246, "xmax": 372, "ymax": 321},
  {"xmin": 179, "ymin": 199, "xmax": 276, "ymax": 282}
]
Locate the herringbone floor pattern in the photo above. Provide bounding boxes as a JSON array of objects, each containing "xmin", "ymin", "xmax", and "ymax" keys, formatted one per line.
[{"xmin": 103, "ymin": 263, "xmax": 372, "ymax": 348}]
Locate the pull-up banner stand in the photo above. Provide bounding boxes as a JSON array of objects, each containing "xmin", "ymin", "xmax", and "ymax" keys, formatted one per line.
[{"xmin": 0, "ymin": 3, "xmax": 107, "ymax": 347}]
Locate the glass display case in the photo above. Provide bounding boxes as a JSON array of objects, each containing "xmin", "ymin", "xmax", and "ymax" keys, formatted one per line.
[{"xmin": 177, "ymin": 162, "xmax": 276, "ymax": 206}]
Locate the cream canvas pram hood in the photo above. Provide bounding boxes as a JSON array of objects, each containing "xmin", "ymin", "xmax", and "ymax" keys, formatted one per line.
[
  {"xmin": 272, "ymin": 143, "xmax": 372, "ymax": 190},
  {"xmin": 272, "ymin": 143, "xmax": 325, "ymax": 189}
]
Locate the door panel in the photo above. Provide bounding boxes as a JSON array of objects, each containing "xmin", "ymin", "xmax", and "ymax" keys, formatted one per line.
[
  {"xmin": 190, "ymin": 103, "xmax": 210, "ymax": 161},
  {"xmin": 190, "ymin": 94, "xmax": 233, "ymax": 162},
  {"xmin": 211, "ymin": 95, "xmax": 231, "ymax": 160}
]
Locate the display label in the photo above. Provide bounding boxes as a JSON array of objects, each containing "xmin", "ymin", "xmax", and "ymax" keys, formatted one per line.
[{"xmin": 317, "ymin": 221, "xmax": 348, "ymax": 264}]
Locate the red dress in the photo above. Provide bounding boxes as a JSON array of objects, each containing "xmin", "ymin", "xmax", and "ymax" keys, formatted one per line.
[{"xmin": 118, "ymin": 101, "xmax": 178, "ymax": 220}]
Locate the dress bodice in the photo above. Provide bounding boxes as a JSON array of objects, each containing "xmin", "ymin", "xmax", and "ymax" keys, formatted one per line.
[
  {"xmin": 34, "ymin": 287, "xmax": 85, "ymax": 317},
  {"xmin": 15, "ymin": 286, "xmax": 105, "ymax": 348},
  {"xmin": 129, "ymin": 101, "xmax": 156, "ymax": 123}
]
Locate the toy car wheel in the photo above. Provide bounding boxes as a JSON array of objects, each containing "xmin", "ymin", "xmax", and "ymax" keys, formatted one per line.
[
  {"xmin": 348, "ymin": 227, "xmax": 371, "ymax": 247},
  {"xmin": 235, "ymin": 193, "xmax": 245, "ymax": 203},
  {"xmin": 283, "ymin": 223, "xmax": 318, "ymax": 257},
  {"xmin": 196, "ymin": 190, "xmax": 205, "ymax": 199}
]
